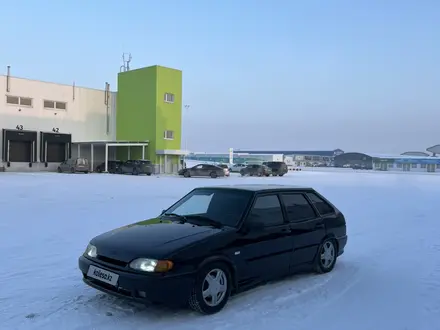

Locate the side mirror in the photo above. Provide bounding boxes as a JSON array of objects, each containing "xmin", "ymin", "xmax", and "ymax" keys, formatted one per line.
[{"xmin": 160, "ymin": 209, "xmax": 166, "ymax": 215}]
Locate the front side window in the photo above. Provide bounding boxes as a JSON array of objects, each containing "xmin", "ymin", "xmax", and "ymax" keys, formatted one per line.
[
  {"xmin": 247, "ymin": 195, "xmax": 284, "ymax": 227},
  {"xmin": 165, "ymin": 189, "xmax": 252, "ymax": 227}
]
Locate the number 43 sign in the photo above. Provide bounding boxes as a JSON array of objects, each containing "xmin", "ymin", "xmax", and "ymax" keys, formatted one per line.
[{"xmin": 52, "ymin": 128, "xmax": 59, "ymax": 133}]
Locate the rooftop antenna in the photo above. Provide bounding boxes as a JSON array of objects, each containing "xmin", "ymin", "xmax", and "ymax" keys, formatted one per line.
[{"xmin": 120, "ymin": 53, "xmax": 132, "ymax": 72}]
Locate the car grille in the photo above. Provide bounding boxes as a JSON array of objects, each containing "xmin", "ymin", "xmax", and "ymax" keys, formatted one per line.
[
  {"xmin": 84, "ymin": 275, "xmax": 134, "ymax": 297},
  {"xmin": 96, "ymin": 255, "xmax": 127, "ymax": 267}
]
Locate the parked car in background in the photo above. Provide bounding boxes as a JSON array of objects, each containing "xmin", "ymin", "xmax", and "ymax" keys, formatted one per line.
[
  {"xmin": 116, "ymin": 160, "xmax": 153, "ymax": 175},
  {"xmin": 79, "ymin": 184, "xmax": 347, "ymax": 314},
  {"xmin": 230, "ymin": 163, "xmax": 247, "ymax": 173},
  {"xmin": 57, "ymin": 158, "xmax": 89, "ymax": 173},
  {"xmin": 178, "ymin": 164, "xmax": 225, "ymax": 178},
  {"xmin": 96, "ymin": 160, "xmax": 123, "ymax": 173},
  {"xmin": 240, "ymin": 164, "xmax": 271, "ymax": 177},
  {"xmin": 263, "ymin": 161, "xmax": 288, "ymax": 176},
  {"xmin": 216, "ymin": 163, "xmax": 230, "ymax": 176}
]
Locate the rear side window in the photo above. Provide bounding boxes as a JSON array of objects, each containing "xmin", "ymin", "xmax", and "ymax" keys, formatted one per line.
[
  {"xmin": 248, "ymin": 195, "xmax": 284, "ymax": 227},
  {"xmin": 281, "ymin": 194, "xmax": 316, "ymax": 222},
  {"xmin": 306, "ymin": 193, "xmax": 335, "ymax": 215}
]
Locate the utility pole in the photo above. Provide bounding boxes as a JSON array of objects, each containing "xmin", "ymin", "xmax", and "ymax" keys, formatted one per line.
[{"xmin": 183, "ymin": 104, "xmax": 191, "ymax": 167}]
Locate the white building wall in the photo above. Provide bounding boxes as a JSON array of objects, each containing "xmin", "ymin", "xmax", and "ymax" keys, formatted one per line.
[
  {"xmin": 0, "ymin": 75, "xmax": 117, "ymax": 171},
  {"xmin": 0, "ymin": 75, "xmax": 116, "ymax": 142}
]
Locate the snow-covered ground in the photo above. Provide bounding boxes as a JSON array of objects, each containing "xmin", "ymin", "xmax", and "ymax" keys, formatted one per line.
[{"xmin": 1, "ymin": 171, "xmax": 440, "ymax": 330}]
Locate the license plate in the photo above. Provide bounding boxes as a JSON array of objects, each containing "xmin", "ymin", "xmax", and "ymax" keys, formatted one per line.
[{"xmin": 87, "ymin": 265, "xmax": 119, "ymax": 286}]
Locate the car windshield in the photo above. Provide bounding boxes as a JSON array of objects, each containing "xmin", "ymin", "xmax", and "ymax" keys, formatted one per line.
[
  {"xmin": 164, "ymin": 189, "xmax": 253, "ymax": 227},
  {"xmin": 77, "ymin": 158, "xmax": 88, "ymax": 165}
]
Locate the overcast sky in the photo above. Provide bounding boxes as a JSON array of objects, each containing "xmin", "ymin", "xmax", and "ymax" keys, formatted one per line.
[{"xmin": 1, "ymin": 0, "xmax": 439, "ymax": 154}]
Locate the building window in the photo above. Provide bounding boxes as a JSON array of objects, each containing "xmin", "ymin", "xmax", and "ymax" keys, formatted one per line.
[
  {"xmin": 44, "ymin": 100, "xmax": 67, "ymax": 110},
  {"xmin": 396, "ymin": 163, "xmax": 402, "ymax": 168},
  {"xmin": 6, "ymin": 95, "xmax": 33, "ymax": 107},
  {"xmin": 164, "ymin": 93, "xmax": 175, "ymax": 103},
  {"xmin": 164, "ymin": 130, "xmax": 174, "ymax": 139},
  {"xmin": 411, "ymin": 163, "xmax": 417, "ymax": 168},
  {"xmin": 420, "ymin": 164, "xmax": 427, "ymax": 168},
  {"xmin": 436, "ymin": 164, "xmax": 440, "ymax": 169},
  {"xmin": 387, "ymin": 163, "xmax": 393, "ymax": 168},
  {"xmin": 55, "ymin": 101, "xmax": 67, "ymax": 110}
]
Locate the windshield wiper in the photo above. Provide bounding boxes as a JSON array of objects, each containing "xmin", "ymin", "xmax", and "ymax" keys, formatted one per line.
[
  {"xmin": 185, "ymin": 215, "xmax": 223, "ymax": 228},
  {"xmin": 163, "ymin": 213, "xmax": 187, "ymax": 223}
]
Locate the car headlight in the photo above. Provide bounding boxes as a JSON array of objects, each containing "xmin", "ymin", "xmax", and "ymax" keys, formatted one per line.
[
  {"xmin": 129, "ymin": 258, "xmax": 173, "ymax": 273},
  {"xmin": 84, "ymin": 244, "xmax": 98, "ymax": 258}
]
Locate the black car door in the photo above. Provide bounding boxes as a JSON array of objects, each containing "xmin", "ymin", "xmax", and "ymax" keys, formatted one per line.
[
  {"xmin": 279, "ymin": 193, "xmax": 326, "ymax": 271},
  {"xmin": 201, "ymin": 164, "xmax": 214, "ymax": 176},
  {"xmin": 191, "ymin": 164, "xmax": 203, "ymax": 176},
  {"xmin": 233, "ymin": 194, "xmax": 293, "ymax": 283}
]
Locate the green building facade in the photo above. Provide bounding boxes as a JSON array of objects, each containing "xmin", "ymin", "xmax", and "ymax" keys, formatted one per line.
[{"xmin": 116, "ymin": 65, "xmax": 184, "ymax": 173}]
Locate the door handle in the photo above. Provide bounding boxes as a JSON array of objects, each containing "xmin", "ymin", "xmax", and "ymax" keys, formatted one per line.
[{"xmin": 315, "ymin": 223, "xmax": 325, "ymax": 229}]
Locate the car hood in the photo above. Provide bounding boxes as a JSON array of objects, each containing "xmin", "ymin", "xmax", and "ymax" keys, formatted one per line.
[{"xmin": 90, "ymin": 218, "xmax": 222, "ymax": 261}]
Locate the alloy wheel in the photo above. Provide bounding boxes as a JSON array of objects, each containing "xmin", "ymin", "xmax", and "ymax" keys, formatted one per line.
[
  {"xmin": 320, "ymin": 240, "xmax": 335, "ymax": 269},
  {"xmin": 202, "ymin": 268, "xmax": 228, "ymax": 307}
]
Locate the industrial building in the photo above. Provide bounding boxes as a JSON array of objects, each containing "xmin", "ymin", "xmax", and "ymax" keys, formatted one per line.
[
  {"xmin": 233, "ymin": 149, "xmax": 344, "ymax": 167},
  {"xmin": 187, "ymin": 147, "xmax": 440, "ymax": 173},
  {"xmin": 0, "ymin": 65, "xmax": 185, "ymax": 173},
  {"xmin": 334, "ymin": 150, "xmax": 440, "ymax": 172},
  {"xmin": 185, "ymin": 149, "xmax": 344, "ymax": 167}
]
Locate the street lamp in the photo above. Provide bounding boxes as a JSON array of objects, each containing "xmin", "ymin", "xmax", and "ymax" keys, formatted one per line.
[{"xmin": 183, "ymin": 104, "xmax": 191, "ymax": 167}]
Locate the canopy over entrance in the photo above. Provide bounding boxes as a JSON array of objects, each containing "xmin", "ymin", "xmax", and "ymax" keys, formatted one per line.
[{"xmin": 73, "ymin": 140, "xmax": 149, "ymax": 172}]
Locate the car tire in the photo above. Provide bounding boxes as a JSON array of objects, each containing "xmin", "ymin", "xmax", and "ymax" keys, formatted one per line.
[
  {"xmin": 57, "ymin": 167, "xmax": 62, "ymax": 173},
  {"xmin": 188, "ymin": 262, "xmax": 232, "ymax": 315},
  {"xmin": 84, "ymin": 171, "xmax": 89, "ymax": 174},
  {"xmin": 314, "ymin": 238, "xmax": 337, "ymax": 274},
  {"xmin": 146, "ymin": 172, "xmax": 152, "ymax": 176},
  {"xmin": 210, "ymin": 172, "xmax": 217, "ymax": 178},
  {"xmin": 279, "ymin": 174, "xmax": 284, "ymax": 177},
  {"xmin": 184, "ymin": 171, "xmax": 190, "ymax": 178},
  {"xmin": 132, "ymin": 168, "xmax": 139, "ymax": 175},
  {"xmin": 116, "ymin": 168, "xmax": 122, "ymax": 174},
  {"xmin": 97, "ymin": 167, "xmax": 102, "ymax": 173},
  {"xmin": 265, "ymin": 174, "xmax": 270, "ymax": 177}
]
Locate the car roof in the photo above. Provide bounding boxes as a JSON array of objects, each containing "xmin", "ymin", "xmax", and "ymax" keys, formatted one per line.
[{"xmin": 195, "ymin": 184, "xmax": 313, "ymax": 192}]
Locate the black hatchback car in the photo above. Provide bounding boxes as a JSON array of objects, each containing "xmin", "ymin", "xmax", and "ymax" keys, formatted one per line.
[
  {"xmin": 240, "ymin": 164, "xmax": 272, "ymax": 177},
  {"xmin": 79, "ymin": 184, "xmax": 347, "ymax": 315},
  {"xmin": 263, "ymin": 161, "xmax": 288, "ymax": 176},
  {"xmin": 116, "ymin": 160, "xmax": 153, "ymax": 175},
  {"xmin": 96, "ymin": 160, "xmax": 123, "ymax": 173}
]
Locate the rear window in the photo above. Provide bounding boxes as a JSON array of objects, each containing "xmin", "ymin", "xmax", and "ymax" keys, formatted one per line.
[
  {"xmin": 265, "ymin": 161, "xmax": 285, "ymax": 168},
  {"xmin": 306, "ymin": 193, "xmax": 335, "ymax": 215},
  {"xmin": 76, "ymin": 158, "xmax": 88, "ymax": 165}
]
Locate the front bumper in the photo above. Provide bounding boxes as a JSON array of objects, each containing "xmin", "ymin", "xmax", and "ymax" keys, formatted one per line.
[{"xmin": 78, "ymin": 256, "xmax": 195, "ymax": 306}]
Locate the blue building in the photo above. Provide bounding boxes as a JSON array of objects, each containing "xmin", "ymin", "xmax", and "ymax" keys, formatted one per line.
[
  {"xmin": 234, "ymin": 149, "xmax": 344, "ymax": 166},
  {"xmin": 334, "ymin": 152, "xmax": 440, "ymax": 172}
]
